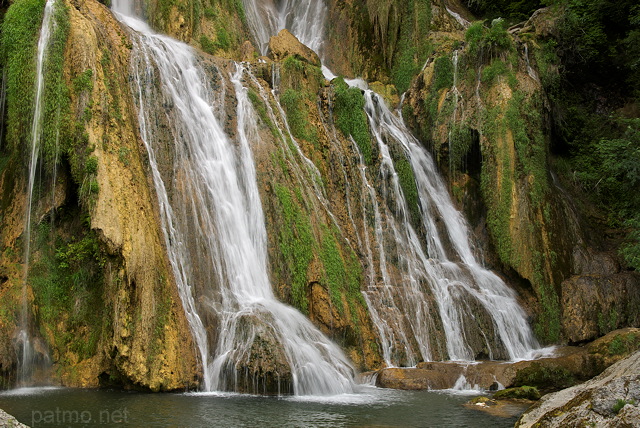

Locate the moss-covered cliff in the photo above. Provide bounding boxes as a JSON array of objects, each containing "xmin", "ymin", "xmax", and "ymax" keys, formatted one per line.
[
  {"xmin": 0, "ymin": 0, "xmax": 198, "ymax": 390},
  {"xmin": 0, "ymin": 0, "xmax": 637, "ymax": 391}
]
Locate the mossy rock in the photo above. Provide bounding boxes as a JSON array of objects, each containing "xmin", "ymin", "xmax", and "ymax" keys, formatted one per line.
[
  {"xmin": 470, "ymin": 395, "xmax": 497, "ymax": 406},
  {"xmin": 513, "ymin": 363, "xmax": 576, "ymax": 392},
  {"xmin": 494, "ymin": 386, "xmax": 541, "ymax": 401}
]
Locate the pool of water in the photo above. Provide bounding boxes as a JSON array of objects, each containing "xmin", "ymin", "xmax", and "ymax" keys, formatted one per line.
[{"xmin": 0, "ymin": 385, "xmax": 521, "ymax": 427}]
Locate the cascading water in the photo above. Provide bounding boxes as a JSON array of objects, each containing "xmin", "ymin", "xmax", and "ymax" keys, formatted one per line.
[
  {"xmin": 242, "ymin": 0, "xmax": 327, "ymax": 56},
  {"xmin": 112, "ymin": 2, "xmax": 354, "ymax": 395},
  {"xmin": 242, "ymin": 0, "xmax": 540, "ymax": 366},
  {"xmin": 361, "ymin": 90, "xmax": 539, "ymax": 363},
  {"xmin": 17, "ymin": 0, "xmax": 57, "ymax": 386}
]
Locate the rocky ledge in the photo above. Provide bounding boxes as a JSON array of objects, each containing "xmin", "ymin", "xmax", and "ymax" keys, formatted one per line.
[
  {"xmin": 375, "ymin": 328, "xmax": 640, "ymax": 392},
  {"xmin": 516, "ymin": 350, "xmax": 640, "ymax": 427}
]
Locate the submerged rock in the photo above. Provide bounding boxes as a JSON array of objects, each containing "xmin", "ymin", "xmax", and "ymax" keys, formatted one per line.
[
  {"xmin": 465, "ymin": 395, "xmax": 535, "ymax": 419},
  {"xmin": 516, "ymin": 350, "xmax": 640, "ymax": 427}
]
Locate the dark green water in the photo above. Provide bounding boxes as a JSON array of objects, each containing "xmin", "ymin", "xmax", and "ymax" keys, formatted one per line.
[{"xmin": 0, "ymin": 386, "xmax": 520, "ymax": 427}]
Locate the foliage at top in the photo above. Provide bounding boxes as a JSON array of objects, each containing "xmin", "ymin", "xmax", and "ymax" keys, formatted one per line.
[
  {"xmin": 538, "ymin": 0, "xmax": 640, "ymax": 270},
  {"xmin": 1, "ymin": 0, "xmax": 46, "ymax": 160},
  {"xmin": 465, "ymin": 18, "xmax": 513, "ymax": 64},
  {"xmin": 462, "ymin": 0, "xmax": 543, "ymax": 22}
]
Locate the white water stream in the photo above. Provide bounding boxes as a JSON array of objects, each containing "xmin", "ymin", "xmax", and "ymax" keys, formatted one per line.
[
  {"xmin": 112, "ymin": 1, "xmax": 354, "ymax": 395},
  {"xmin": 242, "ymin": 0, "xmax": 328, "ymax": 56},
  {"xmin": 18, "ymin": 0, "xmax": 57, "ymax": 386},
  {"xmin": 242, "ymin": 0, "xmax": 540, "ymax": 366}
]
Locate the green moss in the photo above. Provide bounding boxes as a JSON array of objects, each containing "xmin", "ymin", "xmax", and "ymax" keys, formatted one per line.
[
  {"xmin": 480, "ymin": 105, "xmax": 516, "ymax": 265},
  {"xmin": 273, "ymin": 184, "xmax": 314, "ymax": 313},
  {"xmin": 480, "ymin": 59, "xmax": 508, "ymax": 85},
  {"xmin": 280, "ymin": 88, "xmax": 318, "ymax": 146},
  {"xmin": 1, "ymin": 0, "xmax": 46, "ymax": 160},
  {"xmin": 514, "ymin": 363, "xmax": 576, "ymax": 392},
  {"xmin": 42, "ymin": 0, "xmax": 71, "ymax": 167},
  {"xmin": 394, "ymin": 158, "xmax": 420, "ymax": 225},
  {"xmin": 465, "ymin": 18, "xmax": 513, "ymax": 64},
  {"xmin": 216, "ymin": 27, "xmax": 230, "ymax": 51},
  {"xmin": 319, "ymin": 225, "xmax": 365, "ymax": 326},
  {"xmin": 613, "ymin": 399, "xmax": 637, "ymax": 414},
  {"xmin": 199, "ymin": 34, "xmax": 217, "ymax": 55},
  {"xmin": 1, "ymin": 0, "xmax": 70, "ymax": 171},
  {"xmin": 433, "ymin": 55, "xmax": 454, "ymax": 91},
  {"xmin": 505, "ymin": 92, "xmax": 548, "ymax": 206},
  {"xmin": 606, "ymin": 333, "xmax": 640, "ymax": 356},
  {"xmin": 72, "ymin": 69, "xmax": 93, "ymax": 94},
  {"xmin": 389, "ymin": 0, "xmax": 432, "ymax": 93},
  {"xmin": 320, "ymin": 228, "xmax": 347, "ymax": 310},
  {"xmin": 30, "ymin": 220, "xmax": 106, "ymax": 360},
  {"xmin": 493, "ymin": 386, "xmax": 541, "ymax": 400},
  {"xmin": 333, "ymin": 77, "xmax": 373, "ymax": 164},
  {"xmin": 247, "ymin": 88, "xmax": 279, "ymax": 140},
  {"xmin": 449, "ymin": 123, "xmax": 474, "ymax": 171},
  {"xmin": 85, "ymin": 156, "xmax": 98, "ymax": 175}
]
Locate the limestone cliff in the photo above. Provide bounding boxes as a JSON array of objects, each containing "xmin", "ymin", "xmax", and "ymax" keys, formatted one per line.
[
  {"xmin": 0, "ymin": 0, "xmax": 199, "ymax": 390},
  {"xmin": 0, "ymin": 0, "xmax": 638, "ymax": 392}
]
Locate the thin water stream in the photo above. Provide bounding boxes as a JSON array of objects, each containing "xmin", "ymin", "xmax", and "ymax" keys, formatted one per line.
[{"xmin": 17, "ymin": 0, "xmax": 57, "ymax": 386}]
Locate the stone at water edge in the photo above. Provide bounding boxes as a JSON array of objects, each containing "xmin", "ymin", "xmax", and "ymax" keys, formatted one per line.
[
  {"xmin": 464, "ymin": 396, "xmax": 535, "ymax": 419},
  {"xmin": 516, "ymin": 350, "xmax": 640, "ymax": 427},
  {"xmin": 0, "ymin": 409, "xmax": 29, "ymax": 427}
]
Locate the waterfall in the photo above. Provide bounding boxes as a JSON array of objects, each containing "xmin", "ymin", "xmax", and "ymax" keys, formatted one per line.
[
  {"xmin": 112, "ymin": 3, "xmax": 354, "ymax": 395},
  {"xmin": 362, "ymin": 90, "xmax": 539, "ymax": 362},
  {"xmin": 445, "ymin": 7, "xmax": 471, "ymax": 29},
  {"xmin": 242, "ymin": 0, "xmax": 328, "ymax": 57},
  {"xmin": 524, "ymin": 44, "xmax": 539, "ymax": 82},
  {"xmin": 241, "ymin": 0, "xmax": 539, "ymax": 365},
  {"xmin": 17, "ymin": 0, "xmax": 57, "ymax": 386}
]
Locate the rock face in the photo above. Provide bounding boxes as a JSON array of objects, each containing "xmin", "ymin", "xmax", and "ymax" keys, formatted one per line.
[
  {"xmin": 268, "ymin": 29, "xmax": 321, "ymax": 66},
  {"xmin": 0, "ymin": 0, "xmax": 199, "ymax": 391},
  {"xmin": 516, "ymin": 350, "xmax": 640, "ymax": 428},
  {"xmin": 562, "ymin": 248, "xmax": 640, "ymax": 343}
]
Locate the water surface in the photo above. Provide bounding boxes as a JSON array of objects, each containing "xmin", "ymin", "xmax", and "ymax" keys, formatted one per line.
[{"xmin": 0, "ymin": 386, "xmax": 521, "ymax": 427}]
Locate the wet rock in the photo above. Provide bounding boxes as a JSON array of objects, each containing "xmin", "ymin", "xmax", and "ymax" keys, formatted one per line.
[
  {"xmin": 516, "ymin": 350, "xmax": 640, "ymax": 427},
  {"xmin": 494, "ymin": 386, "xmax": 541, "ymax": 401},
  {"xmin": 268, "ymin": 29, "xmax": 321, "ymax": 67},
  {"xmin": 217, "ymin": 313, "xmax": 293, "ymax": 395},
  {"xmin": 375, "ymin": 367, "xmax": 454, "ymax": 390},
  {"xmin": 465, "ymin": 395, "xmax": 535, "ymax": 419}
]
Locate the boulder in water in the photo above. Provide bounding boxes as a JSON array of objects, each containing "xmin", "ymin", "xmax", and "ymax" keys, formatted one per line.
[{"xmin": 216, "ymin": 313, "xmax": 293, "ymax": 395}]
